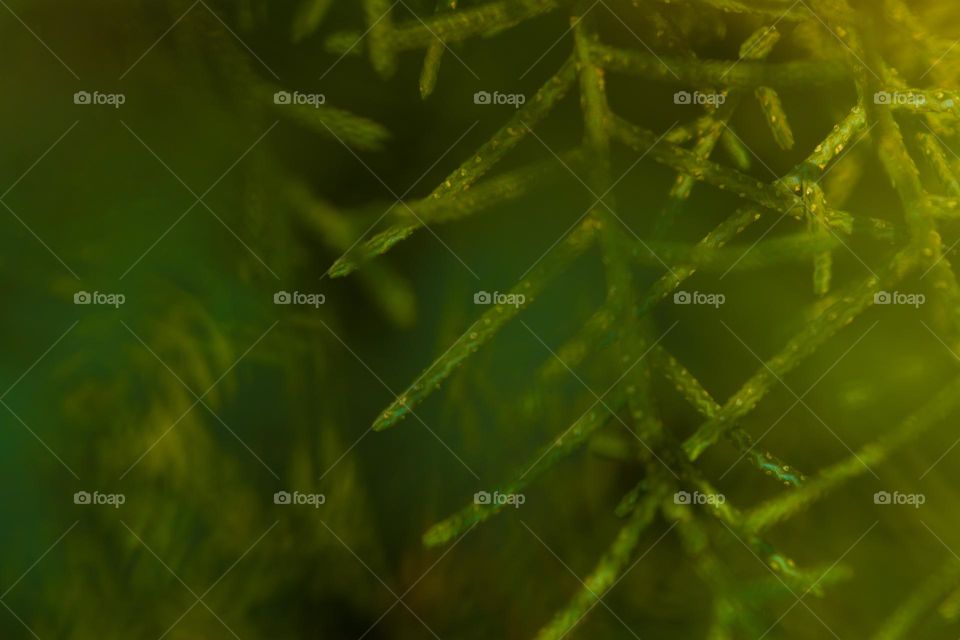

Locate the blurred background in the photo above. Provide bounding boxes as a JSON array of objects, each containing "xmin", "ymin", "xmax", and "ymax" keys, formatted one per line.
[{"xmin": 2, "ymin": 0, "xmax": 960, "ymax": 638}]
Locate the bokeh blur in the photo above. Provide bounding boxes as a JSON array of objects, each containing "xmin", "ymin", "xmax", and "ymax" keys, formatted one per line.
[{"xmin": 3, "ymin": 1, "xmax": 960, "ymax": 638}]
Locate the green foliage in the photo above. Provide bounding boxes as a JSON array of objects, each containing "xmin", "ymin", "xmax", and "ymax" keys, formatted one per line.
[
  {"xmin": 8, "ymin": 0, "xmax": 960, "ymax": 638},
  {"xmin": 324, "ymin": 0, "xmax": 960, "ymax": 637}
]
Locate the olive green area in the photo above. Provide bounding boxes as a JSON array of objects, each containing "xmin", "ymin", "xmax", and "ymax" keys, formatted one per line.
[{"xmin": 3, "ymin": 0, "xmax": 960, "ymax": 638}]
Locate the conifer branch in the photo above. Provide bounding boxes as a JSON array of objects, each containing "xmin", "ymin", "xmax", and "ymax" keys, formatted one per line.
[
  {"xmin": 373, "ymin": 220, "xmax": 596, "ymax": 432},
  {"xmin": 592, "ymin": 42, "xmax": 849, "ymax": 88},
  {"xmin": 622, "ymin": 229, "xmax": 842, "ymax": 272},
  {"xmin": 364, "ymin": 0, "xmax": 397, "ymax": 77},
  {"xmin": 683, "ymin": 246, "xmax": 918, "ymax": 462},
  {"xmin": 434, "ymin": 57, "xmax": 578, "ymax": 200},
  {"xmin": 328, "ymin": 58, "xmax": 577, "ymax": 278},
  {"xmin": 291, "ymin": 0, "xmax": 333, "ymax": 42},
  {"xmin": 635, "ymin": 208, "xmax": 760, "ymax": 317},
  {"xmin": 521, "ymin": 303, "xmax": 618, "ymax": 419},
  {"xmin": 270, "ymin": 98, "xmax": 391, "ymax": 151},
  {"xmin": 326, "ymin": 0, "xmax": 562, "ymax": 55},
  {"xmin": 746, "ymin": 372, "xmax": 960, "ymax": 533},
  {"xmin": 741, "ymin": 26, "xmax": 795, "ymax": 151},
  {"xmin": 642, "ymin": 424, "xmax": 816, "ymax": 595},
  {"xmin": 918, "ymin": 132, "xmax": 960, "ymax": 198},
  {"xmin": 871, "ymin": 559, "xmax": 960, "ymax": 640},
  {"xmin": 419, "ymin": 38, "xmax": 445, "ymax": 99},
  {"xmin": 653, "ymin": 346, "xmax": 805, "ymax": 486},
  {"xmin": 286, "ymin": 181, "xmax": 416, "ymax": 326},
  {"xmin": 782, "ymin": 105, "xmax": 867, "ymax": 185},
  {"xmin": 756, "ymin": 87, "xmax": 795, "ymax": 150},
  {"xmin": 803, "ymin": 180, "xmax": 833, "ymax": 295},
  {"xmin": 720, "ymin": 128, "xmax": 753, "ymax": 172},
  {"xmin": 423, "ymin": 387, "xmax": 625, "ymax": 547},
  {"xmin": 612, "ymin": 117, "xmax": 856, "ymax": 231},
  {"xmin": 649, "ymin": 0, "xmax": 807, "ymax": 20},
  {"xmin": 328, "ymin": 153, "xmax": 579, "ymax": 277},
  {"xmin": 418, "ymin": 1, "xmax": 458, "ymax": 98},
  {"xmin": 533, "ymin": 488, "xmax": 662, "ymax": 640},
  {"xmin": 314, "ymin": 2, "xmax": 960, "ymax": 632},
  {"xmin": 654, "ymin": 25, "xmax": 778, "ymax": 236}
]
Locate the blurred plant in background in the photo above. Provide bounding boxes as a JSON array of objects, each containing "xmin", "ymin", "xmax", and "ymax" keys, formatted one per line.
[{"xmin": 3, "ymin": 0, "xmax": 960, "ymax": 638}]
